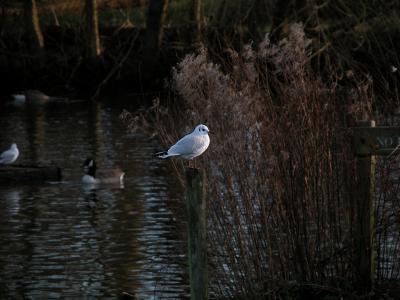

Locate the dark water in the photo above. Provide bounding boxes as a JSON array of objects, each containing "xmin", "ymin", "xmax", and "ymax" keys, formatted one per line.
[{"xmin": 0, "ymin": 98, "xmax": 188, "ymax": 299}]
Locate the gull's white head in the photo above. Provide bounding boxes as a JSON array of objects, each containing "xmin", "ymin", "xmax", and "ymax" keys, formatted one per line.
[
  {"xmin": 194, "ymin": 124, "xmax": 210, "ymax": 135},
  {"xmin": 11, "ymin": 143, "xmax": 17, "ymax": 150}
]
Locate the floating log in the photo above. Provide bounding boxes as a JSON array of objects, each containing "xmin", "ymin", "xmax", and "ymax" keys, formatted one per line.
[{"xmin": 0, "ymin": 164, "xmax": 62, "ymax": 183}]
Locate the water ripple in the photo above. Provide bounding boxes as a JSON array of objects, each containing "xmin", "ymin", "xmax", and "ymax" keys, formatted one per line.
[{"xmin": 0, "ymin": 101, "xmax": 189, "ymax": 299}]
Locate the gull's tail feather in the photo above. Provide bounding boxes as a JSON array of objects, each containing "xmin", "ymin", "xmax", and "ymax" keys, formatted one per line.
[{"xmin": 156, "ymin": 150, "xmax": 169, "ymax": 158}]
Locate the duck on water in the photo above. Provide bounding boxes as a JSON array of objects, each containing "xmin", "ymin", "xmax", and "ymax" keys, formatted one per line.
[{"xmin": 82, "ymin": 158, "xmax": 125, "ymax": 185}]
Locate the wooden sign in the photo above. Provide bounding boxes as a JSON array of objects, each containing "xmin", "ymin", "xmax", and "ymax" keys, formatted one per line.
[{"xmin": 353, "ymin": 123, "xmax": 400, "ymax": 155}]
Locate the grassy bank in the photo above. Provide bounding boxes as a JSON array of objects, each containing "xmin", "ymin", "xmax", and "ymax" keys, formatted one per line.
[{"xmin": 1, "ymin": 0, "xmax": 398, "ymax": 105}]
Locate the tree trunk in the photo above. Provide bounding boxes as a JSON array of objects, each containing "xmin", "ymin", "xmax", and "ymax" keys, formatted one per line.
[
  {"xmin": 85, "ymin": 0, "xmax": 101, "ymax": 57},
  {"xmin": 145, "ymin": 0, "xmax": 169, "ymax": 51},
  {"xmin": 24, "ymin": 0, "xmax": 44, "ymax": 53},
  {"xmin": 142, "ymin": 0, "xmax": 169, "ymax": 80},
  {"xmin": 191, "ymin": 0, "xmax": 202, "ymax": 43}
]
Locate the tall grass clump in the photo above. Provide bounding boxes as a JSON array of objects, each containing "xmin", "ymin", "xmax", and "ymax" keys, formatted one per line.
[
  {"xmin": 171, "ymin": 23, "xmax": 357, "ymax": 298},
  {"xmin": 123, "ymin": 23, "xmax": 400, "ymax": 298}
]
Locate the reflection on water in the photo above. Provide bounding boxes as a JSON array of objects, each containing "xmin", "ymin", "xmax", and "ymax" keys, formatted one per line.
[{"xmin": 0, "ymin": 99, "xmax": 189, "ymax": 299}]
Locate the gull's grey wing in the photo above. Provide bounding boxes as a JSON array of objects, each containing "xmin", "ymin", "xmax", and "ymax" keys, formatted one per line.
[
  {"xmin": 168, "ymin": 134, "xmax": 201, "ymax": 156},
  {"xmin": 0, "ymin": 150, "xmax": 10, "ymax": 159},
  {"xmin": 0, "ymin": 150, "xmax": 13, "ymax": 162}
]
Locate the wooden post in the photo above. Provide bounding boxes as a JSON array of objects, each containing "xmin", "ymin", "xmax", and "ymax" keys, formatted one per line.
[
  {"xmin": 185, "ymin": 168, "xmax": 208, "ymax": 300},
  {"xmin": 354, "ymin": 120, "xmax": 376, "ymax": 291}
]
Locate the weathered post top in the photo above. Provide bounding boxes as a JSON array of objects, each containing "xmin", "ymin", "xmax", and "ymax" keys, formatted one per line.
[{"xmin": 186, "ymin": 167, "xmax": 201, "ymax": 181}]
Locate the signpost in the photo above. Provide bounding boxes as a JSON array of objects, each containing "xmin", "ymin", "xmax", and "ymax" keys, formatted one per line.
[{"xmin": 352, "ymin": 120, "xmax": 400, "ymax": 292}]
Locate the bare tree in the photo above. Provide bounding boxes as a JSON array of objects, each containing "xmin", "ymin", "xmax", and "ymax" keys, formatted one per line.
[
  {"xmin": 85, "ymin": 0, "xmax": 101, "ymax": 57},
  {"xmin": 24, "ymin": 0, "xmax": 44, "ymax": 52}
]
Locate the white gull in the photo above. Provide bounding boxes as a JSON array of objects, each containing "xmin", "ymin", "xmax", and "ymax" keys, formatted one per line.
[
  {"xmin": 156, "ymin": 124, "xmax": 210, "ymax": 166},
  {"xmin": 0, "ymin": 144, "xmax": 19, "ymax": 165}
]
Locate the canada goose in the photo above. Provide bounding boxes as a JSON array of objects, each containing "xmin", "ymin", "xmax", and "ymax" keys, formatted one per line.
[
  {"xmin": 0, "ymin": 143, "xmax": 19, "ymax": 165},
  {"xmin": 156, "ymin": 124, "xmax": 210, "ymax": 167},
  {"xmin": 82, "ymin": 158, "xmax": 125, "ymax": 185}
]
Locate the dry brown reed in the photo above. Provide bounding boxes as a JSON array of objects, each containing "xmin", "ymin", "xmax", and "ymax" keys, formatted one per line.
[{"xmin": 122, "ymin": 23, "xmax": 400, "ymax": 298}]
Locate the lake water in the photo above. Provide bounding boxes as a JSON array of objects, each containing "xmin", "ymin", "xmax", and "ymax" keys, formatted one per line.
[{"xmin": 0, "ymin": 97, "xmax": 189, "ymax": 299}]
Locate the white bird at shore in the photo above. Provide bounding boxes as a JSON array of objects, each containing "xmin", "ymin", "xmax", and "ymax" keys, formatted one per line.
[
  {"xmin": 12, "ymin": 90, "xmax": 67, "ymax": 105},
  {"xmin": 0, "ymin": 143, "xmax": 19, "ymax": 165},
  {"xmin": 12, "ymin": 94, "xmax": 26, "ymax": 104},
  {"xmin": 156, "ymin": 124, "xmax": 210, "ymax": 167}
]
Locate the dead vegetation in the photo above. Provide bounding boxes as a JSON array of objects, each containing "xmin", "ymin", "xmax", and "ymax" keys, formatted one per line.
[{"xmin": 122, "ymin": 23, "xmax": 400, "ymax": 298}]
